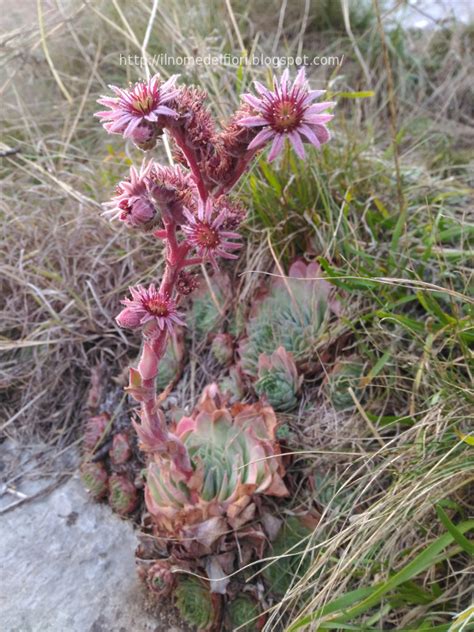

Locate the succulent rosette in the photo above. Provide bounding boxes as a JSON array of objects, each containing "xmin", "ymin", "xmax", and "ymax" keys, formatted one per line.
[
  {"xmin": 83, "ymin": 412, "xmax": 110, "ymax": 453},
  {"xmin": 227, "ymin": 594, "xmax": 265, "ymax": 632},
  {"xmin": 108, "ymin": 474, "xmax": 138, "ymax": 515},
  {"xmin": 255, "ymin": 346, "xmax": 301, "ymax": 412},
  {"xmin": 146, "ymin": 560, "xmax": 176, "ymax": 598},
  {"xmin": 81, "ymin": 461, "xmax": 108, "ymax": 500},
  {"xmin": 144, "ymin": 385, "xmax": 288, "ymax": 549},
  {"xmin": 174, "ymin": 575, "xmax": 222, "ymax": 631},
  {"xmin": 210, "ymin": 332, "xmax": 234, "ymax": 365},
  {"xmin": 239, "ymin": 260, "xmax": 341, "ymax": 376}
]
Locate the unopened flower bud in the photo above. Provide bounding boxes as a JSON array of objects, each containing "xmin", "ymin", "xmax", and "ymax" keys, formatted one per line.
[
  {"xmin": 121, "ymin": 196, "xmax": 156, "ymax": 227},
  {"xmin": 130, "ymin": 122, "xmax": 160, "ymax": 150},
  {"xmin": 116, "ymin": 307, "xmax": 142, "ymax": 329}
]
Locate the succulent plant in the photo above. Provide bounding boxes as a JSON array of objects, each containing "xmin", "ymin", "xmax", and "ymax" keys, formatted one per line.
[
  {"xmin": 146, "ymin": 559, "xmax": 176, "ymax": 598},
  {"xmin": 144, "ymin": 385, "xmax": 288, "ymax": 554},
  {"xmin": 255, "ymin": 346, "xmax": 301, "ymax": 412},
  {"xmin": 83, "ymin": 412, "xmax": 111, "ymax": 453},
  {"xmin": 188, "ymin": 272, "xmax": 231, "ymax": 341},
  {"xmin": 174, "ymin": 576, "xmax": 221, "ymax": 631},
  {"xmin": 80, "ymin": 461, "xmax": 108, "ymax": 499},
  {"xmin": 210, "ymin": 333, "xmax": 234, "ymax": 365},
  {"xmin": 108, "ymin": 474, "xmax": 138, "ymax": 515},
  {"xmin": 239, "ymin": 261, "xmax": 340, "ymax": 377},
  {"xmin": 217, "ymin": 365, "xmax": 245, "ymax": 404},
  {"xmin": 109, "ymin": 432, "xmax": 132, "ymax": 465},
  {"xmin": 313, "ymin": 471, "xmax": 354, "ymax": 512},
  {"xmin": 263, "ymin": 516, "xmax": 313, "ymax": 596},
  {"xmin": 227, "ymin": 594, "xmax": 264, "ymax": 631},
  {"xmin": 155, "ymin": 329, "xmax": 185, "ymax": 393},
  {"xmin": 325, "ymin": 359, "xmax": 363, "ymax": 410}
]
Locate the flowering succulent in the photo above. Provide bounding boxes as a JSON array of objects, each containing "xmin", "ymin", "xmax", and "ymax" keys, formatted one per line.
[
  {"xmin": 237, "ymin": 68, "xmax": 335, "ymax": 161},
  {"xmin": 239, "ymin": 261, "xmax": 341, "ymax": 376},
  {"xmin": 108, "ymin": 474, "xmax": 138, "ymax": 515},
  {"xmin": 96, "ymin": 70, "xmax": 334, "ymax": 610},
  {"xmin": 102, "ymin": 161, "xmax": 156, "ymax": 228},
  {"xmin": 81, "ymin": 461, "xmax": 108, "ymax": 500},
  {"xmin": 210, "ymin": 333, "xmax": 234, "ymax": 365},
  {"xmin": 144, "ymin": 385, "xmax": 288, "ymax": 546},
  {"xmin": 255, "ymin": 346, "xmax": 301, "ymax": 412},
  {"xmin": 174, "ymin": 576, "xmax": 222, "ymax": 631}
]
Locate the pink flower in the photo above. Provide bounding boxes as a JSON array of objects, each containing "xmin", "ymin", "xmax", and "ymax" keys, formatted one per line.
[
  {"xmin": 116, "ymin": 284, "xmax": 184, "ymax": 332},
  {"xmin": 238, "ymin": 68, "xmax": 335, "ymax": 161},
  {"xmin": 182, "ymin": 197, "xmax": 242, "ymax": 268},
  {"xmin": 95, "ymin": 74, "xmax": 179, "ymax": 140},
  {"xmin": 103, "ymin": 161, "xmax": 156, "ymax": 228}
]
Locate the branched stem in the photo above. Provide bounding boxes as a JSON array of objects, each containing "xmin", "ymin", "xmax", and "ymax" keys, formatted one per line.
[
  {"xmin": 133, "ymin": 141, "xmax": 209, "ymax": 474},
  {"xmin": 169, "ymin": 128, "xmax": 208, "ymax": 202}
]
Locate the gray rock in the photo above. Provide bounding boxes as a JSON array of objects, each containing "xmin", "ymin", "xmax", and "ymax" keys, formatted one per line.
[{"xmin": 0, "ymin": 472, "xmax": 186, "ymax": 632}]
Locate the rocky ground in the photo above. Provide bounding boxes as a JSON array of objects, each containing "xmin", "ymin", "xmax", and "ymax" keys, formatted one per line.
[{"xmin": 0, "ymin": 442, "xmax": 186, "ymax": 632}]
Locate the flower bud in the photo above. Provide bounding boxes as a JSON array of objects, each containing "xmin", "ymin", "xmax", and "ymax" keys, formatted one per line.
[
  {"xmin": 122, "ymin": 197, "xmax": 156, "ymax": 227},
  {"xmin": 130, "ymin": 122, "xmax": 160, "ymax": 150},
  {"xmin": 116, "ymin": 307, "xmax": 142, "ymax": 329}
]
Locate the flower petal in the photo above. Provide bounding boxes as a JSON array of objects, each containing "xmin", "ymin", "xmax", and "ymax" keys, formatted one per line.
[
  {"xmin": 288, "ymin": 131, "xmax": 306, "ymax": 159},
  {"xmin": 298, "ymin": 124, "xmax": 320, "ymax": 148},
  {"xmin": 247, "ymin": 127, "xmax": 275, "ymax": 150},
  {"xmin": 238, "ymin": 115, "xmax": 267, "ymax": 128},
  {"xmin": 267, "ymin": 134, "xmax": 285, "ymax": 161}
]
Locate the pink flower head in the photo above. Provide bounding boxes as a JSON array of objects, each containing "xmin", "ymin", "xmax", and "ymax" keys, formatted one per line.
[
  {"xmin": 182, "ymin": 197, "xmax": 242, "ymax": 268},
  {"xmin": 238, "ymin": 68, "xmax": 335, "ymax": 161},
  {"xmin": 103, "ymin": 161, "xmax": 156, "ymax": 228},
  {"xmin": 116, "ymin": 284, "xmax": 184, "ymax": 332},
  {"xmin": 95, "ymin": 74, "xmax": 179, "ymax": 141}
]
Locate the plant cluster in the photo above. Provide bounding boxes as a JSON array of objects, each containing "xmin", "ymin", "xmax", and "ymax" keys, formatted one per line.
[
  {"xmin": 91, "ymin": 68, "xmax": 334, "ymax": 629},
  {"xmin": 80, "ymin": 408, "xmax": 144, "ymax": 516}
]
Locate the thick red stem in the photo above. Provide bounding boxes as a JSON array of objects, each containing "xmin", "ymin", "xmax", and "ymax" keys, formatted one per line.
[
  {"xmin": 168, "ymin": 128, "xmax": 208, "ymax": 202},
  {"xmin": 134, "ymin": 166, "xmax": 206, "ymax": 474}
]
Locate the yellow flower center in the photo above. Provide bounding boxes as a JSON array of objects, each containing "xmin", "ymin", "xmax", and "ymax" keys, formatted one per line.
[{"xmin": 146, "ymin": 297, "xmax": 169, "ymax": 316}]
